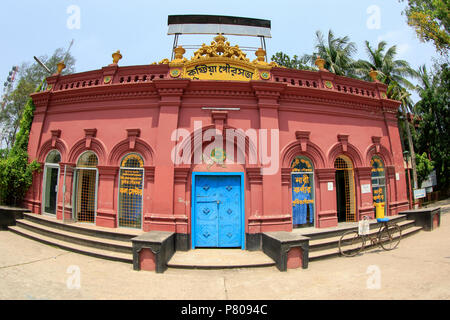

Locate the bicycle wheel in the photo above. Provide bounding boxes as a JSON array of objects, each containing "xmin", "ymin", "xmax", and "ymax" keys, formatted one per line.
[
  {"xmin": 379, "ymin": 224, "xmax": 401, "ymax": 251},
  {"xmin": 339, "ymin": 230, "xmax": 365, "ymax": 257}
]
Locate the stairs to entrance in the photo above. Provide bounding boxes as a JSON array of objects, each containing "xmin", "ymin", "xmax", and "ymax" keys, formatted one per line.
[
  {"xmin": 7, "ymin": 212, "xmax": 424, "ymax": 270},
  {"xmin": 8, "ymin": 212, "xmax": 139, "ymax": 264},
  {"xmin": 303, "ymin": 215, "xmax": 422, "ymax": 261}
]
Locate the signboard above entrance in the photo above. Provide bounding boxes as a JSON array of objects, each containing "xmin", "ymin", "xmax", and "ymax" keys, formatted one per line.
[
  {"xmin": 159, "ymin": 34, "xmax": 277, "ymax": 82},
  {"xmin": 168, "ymin": 15, "xmax": 272, "ymax": 38}
]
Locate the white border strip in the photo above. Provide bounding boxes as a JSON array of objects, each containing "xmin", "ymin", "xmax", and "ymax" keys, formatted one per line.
[{"xmin": 168, "ymin": 24, "xmax": 272, "ymax": 38}]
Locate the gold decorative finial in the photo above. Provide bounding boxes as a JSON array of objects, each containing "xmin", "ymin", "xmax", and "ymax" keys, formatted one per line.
[
  {"xmin": 173, "ymin": 46, "xmax": 186, "ymax": 60},
  {"xmin": 56, "ymin": 61, "xmax": 66, "ymax": 75},
  {"xmin": 112, "ymin": 50, "xmax": 122, "ymax": 65},
  {"xmin": 315, "ymin": 56, "xmax": 326, "ymax": 71},
  {"xmin": 255, "ymin": 48, "xmax": 266, "ymax": 62},
  {"xmin": 369, "ymin": 69, "xmax": 379, "ymax": 82},
  {"xmin": 214, "ymin": 33, "xmax": 226, "ymax": 44}
]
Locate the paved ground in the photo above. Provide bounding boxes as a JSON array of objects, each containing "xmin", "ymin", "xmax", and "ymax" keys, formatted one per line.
[{"xmin": 0, "ymin": 202, "xmax": 449, "ymax": 300}]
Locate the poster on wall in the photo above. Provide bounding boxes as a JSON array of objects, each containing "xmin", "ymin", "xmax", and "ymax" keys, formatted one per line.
[{"xmin": 291, "ymin": 157, "xmax": 314, "ymax": 226}]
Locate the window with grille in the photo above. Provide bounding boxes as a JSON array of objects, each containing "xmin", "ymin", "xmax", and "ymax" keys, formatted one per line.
[
  {"xmin": 75, "ymin": 151, "xmax": 98, "ymax": 223},
  {"xmin": 118, "ymin": 153, "xmax": 144, "ymax": 229}
]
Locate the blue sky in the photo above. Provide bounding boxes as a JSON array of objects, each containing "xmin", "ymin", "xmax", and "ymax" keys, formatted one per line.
[{"xmin": 0, "ymin": 0, "xmax": 440, "ymax": 102}]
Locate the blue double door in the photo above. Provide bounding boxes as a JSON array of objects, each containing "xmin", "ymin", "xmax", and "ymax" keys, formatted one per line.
[{"xmin": 193, "ymin": 174, "xmax": 243, "ymax": 248}]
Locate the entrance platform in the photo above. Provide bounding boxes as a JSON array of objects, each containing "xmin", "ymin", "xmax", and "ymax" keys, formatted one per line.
[{"xmin": 167, "ymin": 248, "xmax": 276, "ymax": 269}]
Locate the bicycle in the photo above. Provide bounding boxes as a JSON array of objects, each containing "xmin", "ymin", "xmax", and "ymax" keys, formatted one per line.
[{"xmin": 338, "ymin": 216, "xmax": 402, "ymax": 257}]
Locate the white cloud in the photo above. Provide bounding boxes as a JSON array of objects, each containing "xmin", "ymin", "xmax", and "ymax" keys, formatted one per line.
[{"xmin": 377, "ymin": 29, "xmax": 411, "ymax": 58}]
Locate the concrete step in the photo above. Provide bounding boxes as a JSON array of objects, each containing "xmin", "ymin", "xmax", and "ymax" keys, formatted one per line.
[
  {"xmin": 16, "ymin": 219, "xmax": 133, "ymax": 254},
  {"xmin": 23, "ymin": 212, "xmax": 141, "ymax": 242},
  {"xmin": 167, "ymin": 249, "xmax": 276, "ymax": 270},
  {"xmin": 309, "ymin": 225, "xmax": 423, "ymax": 261},
  {"xmin": 309, "ymin": 219, "xmax": 417, "ymax": 252},
  {"xmin": 8, "ymin": 225, "xmax": 132, "ymax": 264}
]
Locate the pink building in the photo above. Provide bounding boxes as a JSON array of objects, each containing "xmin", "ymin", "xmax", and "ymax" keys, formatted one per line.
[{"xmin": 24, "ymin": 35, "xmax": 409, "ymax": 251}]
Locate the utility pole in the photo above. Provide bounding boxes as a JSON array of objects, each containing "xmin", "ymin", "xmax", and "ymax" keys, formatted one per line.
[{"xmin": 1, "ymin": 66, "xmax": 19, "ymax": 110}]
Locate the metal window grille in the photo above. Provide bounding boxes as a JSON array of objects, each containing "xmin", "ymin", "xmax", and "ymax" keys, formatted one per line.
[
  {"xmin": 118, "ymin": 154, "xmax": 144, "ymax": 229},
  {"xmin": 75, "ymin": 152, "xmax": 98, "ymax": 223},
  {"xmin": 334, "ymin": 156, "xmax": 356, "ymax": 222}
]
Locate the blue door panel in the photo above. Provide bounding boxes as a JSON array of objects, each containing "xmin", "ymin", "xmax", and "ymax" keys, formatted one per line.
[{"xmin": 194, "ymin": 175, "xmax": 242, "ymax": 248}]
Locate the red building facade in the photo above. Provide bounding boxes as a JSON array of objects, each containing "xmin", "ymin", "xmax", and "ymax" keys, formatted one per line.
[{"xmin": 25, "ymin": 36, "xmax": 409, "ymax": 250}]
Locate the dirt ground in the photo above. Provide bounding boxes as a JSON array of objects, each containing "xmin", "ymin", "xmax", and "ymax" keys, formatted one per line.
[{"xmin": 0, "ymin": 205, "xmax": 449, "ymax": 300}]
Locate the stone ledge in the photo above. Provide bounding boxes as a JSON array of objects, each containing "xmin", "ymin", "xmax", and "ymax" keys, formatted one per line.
[
  {"xmin": 131, "ymin": 231, "xmax": 175, "ymax": 273},
  {"xmin": 262, "ymin": 231, "xmax": 310, "ymax": 271},
  {"xmin": 399, "ymin": 207, "xmax": 441, "ymax": 232},
  {"xmin": 0, "ymin": 206, "xmax": 30, "ymax": 230}
]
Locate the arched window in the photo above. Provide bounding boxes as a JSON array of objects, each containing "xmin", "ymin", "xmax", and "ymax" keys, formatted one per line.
[
  {"xmin": 291, "ymin": 156, "xmax": 315, "ymax": 228},
  {"xmin": 118, "ymin": 153, "xmax": 144, "ymax": 229},
  {"xmin": 74, "ymin": 151, "xmax": 98, "ymax": 223},
  {"xmin": 42, "ymin": 150, "xmax": 61, "ymax": 215},
  {"xmin": 371, "ymin": 156, "xmax": 387, "ymax": 214},
  {"xmin": 334, "ymin": 155, "xmax": 356, "ymax": 222}
]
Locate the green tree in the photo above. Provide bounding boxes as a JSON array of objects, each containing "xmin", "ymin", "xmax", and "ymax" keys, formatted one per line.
[
  {"xmin": 0, "ymin": 48, "xmax": 75, "ymax": 150},
  {"xmin": 0, "ymin": 83, "xmax": 43, "ymax": 206},
  {"xmin": 271, "ymin": 52, "xmax": 315, "ymax": 70},
  {"xmin": 303, "ymin": 30, "xmax": 358, "ymax": 77},
  {"xmin": 355, "ymin": 39, "xmax": 419, "ymax": 190},
  {"xmin": 388, "ymin": 83, "xmax": 420, "ymax": 190},
  {"xmin": 415, "ymin": 152, "xmax": 434, "ymax": 187},
  {"xmin": 400, "ymin": 0, "xmax": 450, "ymax": 54},
  {"xmin": 354, "ymin": 41, "xmax": 418, "ymax": 88},
  {"xmin": 414, "ymin": 63, "xmax": 450, "ymax": 193}
]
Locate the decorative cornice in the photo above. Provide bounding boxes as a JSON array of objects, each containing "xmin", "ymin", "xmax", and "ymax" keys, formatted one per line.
[
  {"xmin": 354, "ymin": 166, "xmax": 372, "ymax": 177},
  {"xmin": 144, "ymin": 166, "xmax": 156, "ymax": 181},
  {"xmin": 315, "ymin": 168, "xmax": 336, "ymax": 180},
  {"xmin": 50, "ymin": 130, "xmax": 61, "ymax": 148},
  {"xmin": 246, "ymin": 167, "xmax": 263, "ymax": 184},
  {"xmin": 127, "ymin": 129, "xmax": 141, "ymax": 150},
  {"xmin": 174, "ymin": 167, "xmax": 190, "ymax": 184},
  {"xmin": 295, "ymin": 131, "xmax": 310, "ymax": 151},
  {"xmin": 371, "ymin": 136, "xmax": 382, "ymax": 153},
  {"xmin": 337, "ymin": 134, "xmax": 349, "ymax": 152},
  {"xmin": 281, "ymin": 168, "xmax": 291, "ymax": 185}
]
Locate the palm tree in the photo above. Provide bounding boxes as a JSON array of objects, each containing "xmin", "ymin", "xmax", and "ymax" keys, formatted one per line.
[
  {"xmin": 354, "ymin": 41, "xmax": 418, "ymax": 90},
  {"xmin": 303, "ymin": 30, "xmax": 358, "ymax": 77},
  {"xmin": 388, "ymin": 83, "xmax": 419, "ymax": 194},
  {"xmin": 356, "ymin": 40, "xmax": 419, "ymax": 194}
]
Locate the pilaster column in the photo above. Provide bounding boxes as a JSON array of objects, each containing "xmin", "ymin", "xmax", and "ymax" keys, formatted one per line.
[
  {"xmin": 251, "ymin": 82, "xmax": 285, "ymax": 219},
  {"xmin": 246, "ymin": 167, "xmax": 263, "ymax": 233},
  {"xmin": 96, "ymin": 165, "xmax": 119, "ymax": 228},
  {"xmin": 386, "ymin": 165, "xmax": 397, "ymax": 215},
  {"xmin": 355, "ymin": 167, "xmax": 374, "ymax": 220},
  {"xmin": 281, "ymin": 168, "xmax": 292, "ymax": 218},
  {"xmin": 152, "ymin": 80, "xmax": 190, "ymax": 229},
  {"xmin": 315, "ymin": 168, "xmax": 337, "ymax": 228},
  {"xmin": 173, "ymin": 166, "xmax": 190, "ymax": 234},
  {"xmin": 143, "ymin": 165, "xmax": 155, "ymax": 231}
]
